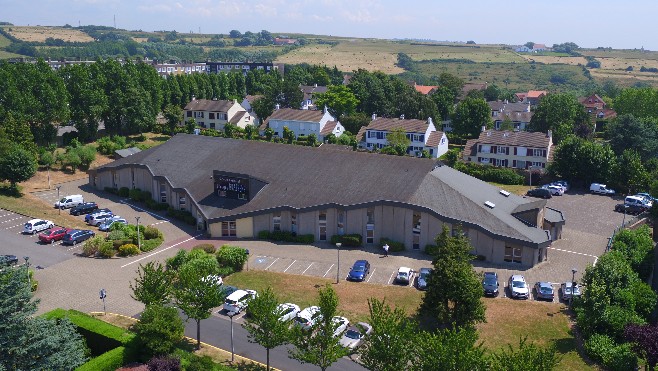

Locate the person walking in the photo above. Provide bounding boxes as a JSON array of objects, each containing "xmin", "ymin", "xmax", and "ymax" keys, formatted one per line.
[{"xmin": 383, "ymin": 243, "xmax": 389, "ymax": 257}]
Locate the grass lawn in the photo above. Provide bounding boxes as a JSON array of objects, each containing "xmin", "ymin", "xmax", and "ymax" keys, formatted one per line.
[
  {"xmin": 0, "ymin": 187, "xmax": 89, "ymax": 230},
  {"xmin": 224, "ymin": 270, "xmax": 594, "ymax": 369}
]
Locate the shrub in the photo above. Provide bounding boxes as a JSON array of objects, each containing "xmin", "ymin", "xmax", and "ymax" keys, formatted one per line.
[
  {"xmin": 141, "ymin": 191, "xmax": 152, "ymax": 202},
  {"xmin": 192, "ymin": 244, "xmax": 217, "ymax": 254},
  {"xmin": 118, "ymin": 187, "xmax": 130, "ymax": 197},
  {"xmin": 166, "ymin": 208, "xmax": 196, "ymax": 225},
  {"xmin": 380, "ymin": 238, "xmax": 405, "ymax": 252},
  {"xmin": 112, "ymin": 238, "xmax": 134, "ymax": 249},
  {"xmin": 118, "ymin": 243, "xmax": 140, "ymax": 257},
  {"xmin": 135, "ymin": 305, "xmax": 185, "ymax": 359},
  {"xmin": 98, "ymin": 241, "xmax": 117, "ymax": 258},
  {"xmin": 295, "ymin": 234, "xmax": 314, "ymax": 244},
  {"xmin": 144, "ymin": 226, "xmax": 163, "ymax": 240},
  {"xmin": 104, "ymin": 186, "xmax": 118, "ymax": 195},
  {"xmin": 454, "ymin": 162, "xmax": 525, "ymax": 185},
  {"xmin": 140, "ymin": 238, "xmax": 164, "ymax": 252},
  {"xmin": 216, "ymin": 245, "xmax": 248, "ymax": 272},
  {"xmin": 585, "ymin": 334, "xmax": 638, "ymax": 371},
  {"xmin": 107, "ymin": 229, "xmax": 127, "ymax": 241},
  {"xmin": 82, "ymin": 236, "xmax": 106, "ymax": 257},
  {"xmin": 257, "ymin": 230, "xmax": 270, "ymax": 239},
  {"xmin": 331, "ymin": 234, "xmax": 362, "ymax": 247},
  {"xmin": 270, "ymin": 230, "xmax": 295, "ymax": 242},
  {"xmin": 147, "ymin": 356, "xmax": 181, "ymax": 371},
  {"xmin": 129, "ymin": 188, "xmax": 143, "ymax": 201},
  {"xmin": 425, "ymin": 244, "xmax": 438, "ymax": 256}
]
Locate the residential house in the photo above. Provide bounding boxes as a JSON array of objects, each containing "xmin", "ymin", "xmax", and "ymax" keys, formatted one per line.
[
  {"xmin": 463, "ymin": 130, "xmax": 553, "ymax": 170},
  {"xmin": 182, "ymin": 98, "xmax": 254, "ymax": 130},
  {"xmin": 578, "ymin": 94, "xmax": 617, "ymax": 131},
  {"xmin": 300, "ymin": 84, "xmax": 328, "ymax": 110},
  {"xmin": 206, "ymin": 62, "xmax": 283, "ymax": 76},
  {"xmin": 410, "ymin": 82, "xmax": 438, "ymax": 95},
  {"xmin": 532, "ymin": 44, "xmax": 549, "ymax": 52},
  {"xmin": 363, "ymin": 115, "xmax": 449, "ymax": 158},
  {"xmin": 274, "ymin": 38, "xmax": 297, "ymax": 45},
  {"xmin": 260, "ymin": 107, "xmax": 345, "ymax": 141},
  {"xmin": 488, "ymin": 101, "xmax": 533, "ymax": 131},
  {"xmin": 460, "ymin": 82, "xmax": 488, "ymax": 99},
  {"xmin": 90, "ymin": 134, "xmax": 564, "ymax": 267},
  {"xmin": 152, "ymin": 62, "xmax": 208, "ymax": 77},
  {"xmin": 515, "ymin": 90, "xmax": 547, "ymax": 105},
  {"xmin": 241, "ymin": 95, "xmax": 263, "ymax": 125},
  {"xmin": 515, "ymin": 45, "xmax": 531, "ymax": 53}
]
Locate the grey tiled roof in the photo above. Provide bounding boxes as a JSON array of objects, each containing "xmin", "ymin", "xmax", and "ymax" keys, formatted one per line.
[
  {"xmin": 474, "ymin": 130, "xmax": 551, "ymax": 149},
  {"xmin": 544, "ymin": 207, "xmax": 565, "ymax": 224},
  {"xmin": 366, "ymin": 118, "xmax": 429, "ymax": 133},
  {"xmin": 320, "ymin": 121, "xmax": 337, "ymax": 136},
  {"xmin": 488, "ymin": 101, "xmax": 531, "ymax": 112},
  {"xmin": 184, "ymin": 99, "xmax": 235, "ymax": 112},
  {"xmin": 94, "ymin": 134, "xmax": 553, "ymax": 247},
  {"xmin": 425, "ymin": 131, "xmax": 445, "ymax": 147}
]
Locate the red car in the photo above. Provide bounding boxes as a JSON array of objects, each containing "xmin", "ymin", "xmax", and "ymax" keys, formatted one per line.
[{"xmin": 38, "ymin": 228, "xmax": 72, "ymax": 244}]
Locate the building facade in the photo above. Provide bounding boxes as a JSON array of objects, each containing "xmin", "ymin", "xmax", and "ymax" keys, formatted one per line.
[
  {"xmin": 363, "ymin": 116, "xmax": 449, "ymax": 158},
  {"xmin": 463, "ymin": 130, "xmax": 553, "ymax": 169},
  {"xmin": 260, "ymin": 107, "xmax": 345, "ymax": 141},
  {"xmin": 182, "ymin": 98, "xmax": 254, "ymax": 130}
]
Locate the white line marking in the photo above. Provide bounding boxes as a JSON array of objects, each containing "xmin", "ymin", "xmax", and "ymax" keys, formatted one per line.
[
  {"xmin": 302, "ymin": 262, "xmax": 313, "ymax": 274},
  {"xmin": 548, "ymin": 247, "xmax": 598, "ymax": 258},
  {"xmin": 265, "ymin": 258, "xmax": 279, "ymax": 270},
  {"xmin": 283, "ymin": 260, "xmax": 296, "ymax": 273},
  {"xmin": 149, "ymin": 221, "xmax": 169, "ymax": 226},
  {"xmin": 0, "ymin": 213, "xmax": 14, "ymax": 218},
  {"xmin": 5, "ymin": 223, "xmax": 24, "ymax": 230},
  {"xmin": 119, "ymin": 200, "xmax": 171, "ymax": 222},
  {"xmin": 67, "ymin": 246, "xmax": 79, "ymax": 251},
  {"xmin": 323, "ymin": 264, "xmax": 334, "ymax": 278},
  {"xmin": 2, "ymin": 217, "xmax": 23, "ymax": 224},
  {"xmin": 387, "ymin": 272, "xmax": 396, "ymax": 285},
  {"xmin": 408, "ymin": 273, "xmax": 415, "ymax": 287},
  {"xmin": 121, "ymin": 233, "xmax": 203, "ymax": 268},
  {"xmin": 366, "ymin": 268, "xmax": 376, "ymax": 283}
]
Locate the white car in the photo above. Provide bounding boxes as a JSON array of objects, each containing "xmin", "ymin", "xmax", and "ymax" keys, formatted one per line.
[
  {"xmin": 339, "ymin": 322, "xmax": 373, "ymax": 350},
  {"xmin": 508, "ymin": 275, "xmax": 529, "ymax": 299},
  {"xmin": 331, "ymin": 316, "xmax": 350, "ymax": 337},
  {"xmin": 202, "ymin": 274, "xmax": 223, "ymax": 287},
  {"xmin": 23, "ymin": 219, "xmax": 54, "ymax": 234},
  {"xmin": 87, "ymin": 212, "xmax": 115, "ymax": 226},
  {"xmin": 395, "ymin": 267, "xmax": 412, "ymax": 284},
  {"xmin": 542, "ymin": 185, "xmax": 564, "ymax": 196},
  {"xmin": 294, "ymin": 306, "xmax": 322, "ymax": 330},
  {"xmin": 223, "ymin": 289, "xmax": 257, "ymax": 314},
  {"xmin": 560, "ymin": 282, "xmax": 582, "ymax": 301},
  {"xmin": 276, "ymin": 303, "xmax": 300, "ymax": 322},
  {"xmin": 98, "ymin": 217, "xmax": 128, "ymax": 231}
]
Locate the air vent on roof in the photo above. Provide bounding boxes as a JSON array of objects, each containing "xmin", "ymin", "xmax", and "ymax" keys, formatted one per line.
[
  {"xmin": 499, "ymin": 190, "xmax": 511, "ymax": 197},
  {"xmin": 484, "ymin": 201, "xmax": 495, "ymax": 209}
]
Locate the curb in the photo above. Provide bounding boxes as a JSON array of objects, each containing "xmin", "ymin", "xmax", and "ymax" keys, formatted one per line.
[{"xmin": 89, "ymin": 312, "xmax": 278, "ymax": 370}]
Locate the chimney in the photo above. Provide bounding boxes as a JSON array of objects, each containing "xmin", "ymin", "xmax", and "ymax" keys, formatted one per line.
[
  {"xmin": 504, "ymin": 99, "xmax": 508, "ymax": 104},
  {"xmin": 323, "ymin": 105, "xmax": 328, "ymax": 114},
  {"xmin": 372, "ymin": 113, "xmax": 377, "ymax": 121},
  {"xmin": 428, "ymin": 117, "xmax": 433, "ymax": 126},
  {"xmin": 191, "ymin": 95, "xmax": 196, "ymax": 101},
  {"xmin": 400, "ymin": 114, "xmax": 405, "ymax": 120},
  {"xmin": 481, "ymin": 126, "xmax": 487, "ymax": 132},
  {"xmin": 547, "ymin": 130, "xmax": 552, "ymax": 138},
  {"xmin": 314, "ymin": 83, "xmax": 318, "ymax": 88},
  {"xmin": 275, "ymin": 104, "xmax": 280, "ymax": 110},
  {"xmin": 233, "ymin": 99, "xmax": 237, "ymax": 104}
]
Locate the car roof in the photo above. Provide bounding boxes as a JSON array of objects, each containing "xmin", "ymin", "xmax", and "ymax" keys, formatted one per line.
[
  {"xmin": 398, "ymin": 266, "xmax": 411, "ymax": 273},
  {"xmin": 511, "ymin": 274, "xmax": 525, "ymax": 280},
  {"xmin": 26, "ymin": 218, "xmax": 44, "ymax": 223},
  {"xmin": 419, "ymin": 267, "xmax": 432, "ymax": 273},
  {"xmin": 537, "ymin": 281, "xmax": 552, "ymax": 287},
  {"xmin": 483, "ymin": 271, "xmax": 497, "ymax": 277},
  {"xmin": 226, "ymin": 289, "xmax": 251, "ymax": 300},
  {"xmin": 354, "ymin": 259, "xmax": 368, "ymax": 265}
]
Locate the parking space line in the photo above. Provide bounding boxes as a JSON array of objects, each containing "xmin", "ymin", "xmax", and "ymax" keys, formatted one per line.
[
  {"xmin": 265, "ymin": 258, "xmax": 280, "ymax": 270},
  {"xmin": 387, "ymin": 272, "xmax": 395, "ymax": 285},
  {"xmin": 408, "ymin": 273, "xmax": 415, "ymax": 287},
  {"xmin": 302, "ymin": 262, "xmax": 313, "ymax": 274},
  {"xmin": 366, "ymin": 268, "xmax": 376, "ymax": 283},
  {"xmin": 283, "ymin": 260, "xmax": 296, "ymax": 273},
  {"xmin": 67, "ymin": 245, "xmax": 78, "ymax": 251},
  {"xmin": 149, "ymin": 221, "xmax": 169, "ymax": 226},
  {"xmin": 5, "ymin": 223, "xmax": 24, "ymax": 230},
  {"xmin": 121, "ymin": 233, "xmax": 204, "ymax": 268},
  {"xmin": 1, "ymin": 217, "xmax": 23, "ymax": 224},
  {"xmin": 548, "ymin": 247, "xmax": 598, "ymax": 258},
  {"xmin": 119, "ymin": 200, "xmax": 171, "ymax": 222},
  {"xmin": 323, "ymin": 264, "xmax": 334, "ymax": 278}
]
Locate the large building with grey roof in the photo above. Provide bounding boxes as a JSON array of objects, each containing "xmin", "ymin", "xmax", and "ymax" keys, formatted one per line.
[{"xmin": 89, "ymin": 134, "xmax": 564, "ymax": 267}]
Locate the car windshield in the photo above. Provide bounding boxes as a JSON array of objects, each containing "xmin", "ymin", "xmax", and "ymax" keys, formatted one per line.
[
  {"xmin": 295, "ymin": 316, "xmax": 307, "ymax": 324},
  {"xmin": 512, "ymin": 280, "xmax": 526, "ymax": 288},
  {"xmin": 59, "ymin": 197, "xmax": 67, "ymax": 203},
  {"xmin": 345, "ymin": 329, "xmax": 361, "ymax": 339},
  {"xmin": 353, "ymin": 265, "xmax": 365, "ymax": 272},
  {"xmin": 281, "ymin": 307, "xmax": 293, "ymax": 315},
  {"xmin": 225, "ymin": 299, "xmax": 236, "ymax": 305},
  {"xmin": 484, "ymin": 277, "xmax": 497, "ymax": 285},
  {"xmin": 540, "ymin": 286, "xmax": 552, "ymax": 293},
  {"xmin": 398, "ymin": 271, "xmax": 408, "ymax": 277}
]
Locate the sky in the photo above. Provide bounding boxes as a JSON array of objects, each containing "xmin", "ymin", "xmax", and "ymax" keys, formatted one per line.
[{"xmin": 4, "ymin": 0, "xmax": 658, "ymax": 50}]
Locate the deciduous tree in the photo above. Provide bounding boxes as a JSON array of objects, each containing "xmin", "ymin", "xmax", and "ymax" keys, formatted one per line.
[
  {"xmin": 134, "ymin": 304, "xmax": 184, "ymax": 357},
  {"xmin": 130, "ymin": 261, "xmax": 173, "ymax": 306},
  {"xmin": 451, "ymin": 97, "xmax": 492, "ymax": 139},
  {"xmin": 242, "ymin": 287, "xmax": 290, "ymax": 370},
  {"xmin": 410, "ymin": 327, "xmax": 487, "ymax": 371},
  {"xmin": 489, "ymin": 337, "xmax": 562, "ymax": 371},
  {"xmin": 0, "ymin": 145, "xmax": 37, "ymax": 189},
  {"xmin": 528, "ymin": 93, "xmax": 590, "ymax": 144},
  {"xmin": 313, "ymin": 85, "xmax": 359, "ymax": 121},
  {"xmin": 360, "ymin": 299, "xmax": 415, "ymax": 371}
]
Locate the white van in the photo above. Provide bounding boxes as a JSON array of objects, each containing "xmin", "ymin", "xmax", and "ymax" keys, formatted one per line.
[
  {"xmin": 54, "ymin": 195, "xmax": 84, "ymax": 209},
  {"xmin": 223, "ymin": 289, "xmax": 257, "ymax": 314},
  {"xmin": 625, "ymin": 195, "xmax": 651, "ymax": 208},
  {"xmin": 590, "ymin": 183, "xmax": 615, "ymax": 195}
]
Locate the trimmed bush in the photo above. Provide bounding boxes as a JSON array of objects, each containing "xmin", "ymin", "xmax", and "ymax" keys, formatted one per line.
[
  {"xmin": 216, "ymin": 245, "xmax": 249, "ymax": 273},
  {"xmin": 257, "ymin": 230, "xmax": 271, "ymax": 239},
  {"xmin": 295, "ymin": 234, "xmax": 315, "ymax": 244},
  {"xmin": 118, "ymin": 243, "xmax": 140, "ymax": 257},
  {"xmin": 140, "ymin": 238, "xmax": 163, "ymax": 253},
  {"xmin": 118, "ymin": 187, "xmax": 130, "ymax": 197},
  {"xmin": 166, "ymin": 208, "xmax": 196, "ymax": 225},
  {"xmin": 141, "ymin": 191, "xmax": 152, "ymax": 202},
  {"xmin": 129, "ymin": 188, "xmax": 142, "ymax": 201},
  {"xmin": 147, "ymin": 356, "xmax": 181, "ymax": 371},
  {"xmin": 104, "ymin": 187, "xmax": 118, "ymax": 195},
  {"xmin": 380, "ymin": 238, "xmax": 405, "ymax": 252},
  {"xmin": 98, "ymin": 242, "xmax": 117, "ymax": 258},
  {"xmin": 144, "ymin": 226, "xmax": 163, "ymax": 240},
  {"xmin": 82, "ymin": 236, "xmax": 106, "ymax": 257},
  {"xmin": 454, "ymin": 161, "xmax": 525, "ymax": 185},
  {"xmin": 585, "ymin": 334, "xmax": 638, "ymax": 371},
  {"xmin": 330, "ymin": 234, "xmax": 362, "ymax": 247},
  {"xmin": 107, "ymin": 230, "xmax": 127, "ymax": 241},
  {"xmin": 112, "ymin": 238, "xmax": 134, "ymax": 249},
  {"xmin": 192, "ymin": 243, "xmax": 217, "ymax": 254}
]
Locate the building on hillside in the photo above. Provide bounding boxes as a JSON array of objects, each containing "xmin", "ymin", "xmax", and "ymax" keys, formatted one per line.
[
  {"xmin": 274, "ymin": 38, "xmax": 297, "ymax": 45},
  {"xmin": 531, "ymin": 43, "xmax": 549, "ymax": 52},
  {"xmin": 259, "ymin": 107, "xmax": 345, "ymax": 141},
  {"xmin": 515, "ymin": 90, "xmax": 547, "ymax": 106},
  {"xmin": 410, "ymin": 82, "xmax": 438, "ymax": 95},
  {"xmin": 300, "ymin": 84, "xmax": 328, "ymax": 110},
  {"xmin": 460, "ymin": 82, "xmax": 488, "ymax": 99},
  {"xmin": 463, "ymin": 129, "xmax": 553, "ymax": 170},
  {"xmin": 205, "ymin": 62, "xmax": 282, "ymax": 75},
  {"xmin": 578, "ymin": 94, "xmax": 617, "ymax": 131},
  {"xmin": 152, "ymin": 62, "xmax": 208, "ymax": 77},
  {"xmin": 89, "ymin": 134, "xmax": 564, "ymax": 267},
  {"xmin": 488, "ymin": 101, "xmax": 533, "ymax": 131},
  {"xmin": 182, "ymin": 98, "xmax": 254, "ymax": 130},
  {"xmin": 362, "ymin": 115, "xmax": 449, "ymax": 158}
]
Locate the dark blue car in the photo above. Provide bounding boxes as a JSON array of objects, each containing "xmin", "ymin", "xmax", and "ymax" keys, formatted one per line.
[{"xmin": 347, "ymin": 260, "xmax": 370, "ymax": 281}]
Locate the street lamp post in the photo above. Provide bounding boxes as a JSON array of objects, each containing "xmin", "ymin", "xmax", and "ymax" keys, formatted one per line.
[
  {"xmin": 135, "ymin": 216, "xmax": 141, "ymax": 251},
  {"xmin": 336, "ymin": 242, "xmax": 342, "ymax": 284},
  {"xmin": 570, "ymin": 268, "xmax": 577, "ymax": 307},
  {"xmin": 24, "ymin": 256, "xmax": 30, "ymax": 285},
  {"xmin": 56, "ymin": 186, "xmax": 62, "ymax": 215},
  {"xmin": 229, "ymin": 312, "xmax": 236, "ymax": 362}
]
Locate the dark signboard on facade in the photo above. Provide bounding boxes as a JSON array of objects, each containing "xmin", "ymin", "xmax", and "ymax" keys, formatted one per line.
[{"xmin": 215, "ymin": 175, "xmax": 249, "ymax": 200}]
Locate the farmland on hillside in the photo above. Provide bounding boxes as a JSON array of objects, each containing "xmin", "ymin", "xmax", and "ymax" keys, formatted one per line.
[{"xmin": 4, "ymin": 26, "xmax": 94, "ymax": 43}]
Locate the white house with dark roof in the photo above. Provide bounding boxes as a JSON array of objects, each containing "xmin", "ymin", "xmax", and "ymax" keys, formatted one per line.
[
  {"xmin": 89, "ymin": 134, "xmax": 565, "ymax": 267},
  {"xmin": 182, "ymin": 98, "xmax": 254, "ymax": 131},
  {"xmin": 299, "ymin": 84, "xmax": 328, "ymax": 110},
  {"xmin": 463, "ymin": 130, "xmax": 553, "ymax": 169},
  {"xmin": 260, "ymin": 107, "xmax": 345, "ymax": 141},
  {"xmin": 363, "ymin": 115, "xmax": 448, "ymax": 158},
  {"xmin": 488, "ymin": 101, "xmax": 533, "ymax": 131}
]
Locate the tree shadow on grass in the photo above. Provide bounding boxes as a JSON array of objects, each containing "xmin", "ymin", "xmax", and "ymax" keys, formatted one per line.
[{"xmin": 0, "ymin": 184, "xmax": 22, "ymax": 197}]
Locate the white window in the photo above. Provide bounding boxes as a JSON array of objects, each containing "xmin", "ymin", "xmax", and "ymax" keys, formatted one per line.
[
  {"xmin": 273, "ymin": 212, "xmax": 281, "ymax": 231},
  {"xmin": 480, "ymin": 145, "xmax": 491, "ymax": 154},
  {"xmin": 160, "ymin": 183, "xmax": 167, "ymax": 203},
  {"xmin": 532, "ymin": 161, "xmax": 544, "ymax": 167},
  {"xmin": 179, "ymin": 196, "xmax": 186, "ymax": 210},
  {"xmin": 517, "ymin": 147, "xmax": 527, "ymax": 156}
]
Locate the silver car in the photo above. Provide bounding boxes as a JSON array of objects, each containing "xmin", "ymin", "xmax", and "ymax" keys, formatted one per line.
[
  {"xmin": 339, "ymin": 322, "xmax": 373, "ymax": 351},
  {"xmin": 417, "ymin": 268, "xmax": 432, "ymax": 290},
  {"xmin": 560, "ymin": 282, "xmax": 582, "ymax": 301}
]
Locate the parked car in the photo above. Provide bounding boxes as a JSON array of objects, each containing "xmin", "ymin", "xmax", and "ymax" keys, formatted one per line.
[
  {"xmin": 223, "ymin": 289, "xmax": 257, "ymax": 314},
  {"xmin": 38, "ymin": 227, "xmax": 72, "ymax": 244},
  {"xmin": 542, "ymin": 184, "xmax": 564, "ymax": 196},
  {"xmin": 221, "ymin": 285, "xmax": 238, "ymax": 297},
  {"xmin": 84, "ymin": 209, "xmax": 112, "ymax": 223},
  {"xmin": 339, "ymin": 322, "xmax": 373, "ymax": 351},
  {"xmin": 553, "ymin": 180, "xmax": 570, "ymax": 191},
  {"xmin": 61, "ymin": 230, "xmax": 95, "ymax": 245},
  {"xmin": 54, "ymin": 194, "xmax": 84, "ymax": 209},
  {"xmin": 625, "ymin": 195, "xmax": 652, "ymax": 208},
  {"xmin": 23, "ymin": 219, "xmax": 54, "ymax": 234},
  {"xmin": 590, "ymin": 183, "xmax": 615, "ymax": 195},
  {"xmin": 395, "ymin": 267, "xmax": 412, "ymax": 285},
  {"xmin": 482, "ymin": 272, "xmax": 500, "ymax": 297},
  {"xmin": 526, "ymin": 188, "xmax": 552, "ymax": 199},
  {"xmin": 331, "ymin": 316, "xmax": 350, "ymax": 337},
  {"xmin": 98, "ymin": 217, "xmax": 128, "ymax": 232},
  {"xmin": 347, "ymin": 260, "xmax": 370, "ymax": 281},
  {"xmin": 560, "ymin": 282, "xmax": 582, "ymax": 301},
  {"xmin": 0, "ymin": 254, "xmax": 19, "ymax": 267},
  {"xmin": 417, "ymin": 268, "xmax": 432, "ymax": 290},
  {"xmin": 276, "ymin": 303, "xmax": 300, "ymax": 322},
  {"xmin": 508, "ymin": 275, "xmax": 529, "ymax": 299},
  {"xmin": 534, "ymin": 282, "xmax": 555, "ymax": 301},
  {"xmin": 635, "ymin": 192, "xmax": 657, "ymax": 203},
  {"xmin": 615, "ymin": 203, "xmax": 647, "ymax": 215},
  {"xmin": 69, "ymin": 202, "xmax": 98, "ymax": 216},
  {"xmin": 294, "ymin": 306, "xmax": 322, "ymax": 330},
  {"xmin": 87, "ymin": 213, "xmax": 117, "ymax": 227}
]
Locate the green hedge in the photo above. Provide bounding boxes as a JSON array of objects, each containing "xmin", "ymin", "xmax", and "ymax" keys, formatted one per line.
[
  {"xmin": 118, "ymin": 187, "xmax": 130, "ymax": 197},
  {"xmin": 145, "ymin": 198, "xmax": 169, "ymax": 211},
  {"xmin": 257, "ymin": 230, "xmax": 315, "ymax": 243},
  {"xmin": 167, "ymin": 208, "xmax": 196, "ymax": 225},
  {"xmin": 330, "ymin": 234, "xmax": 363, "ymax": 247},
  {"xmin": 42, "ymin": 309, "xmax": 134, "ymax": 344},
  {"xmin": 380, "ymin": 238, "xmax": 405, "ymax": 252},
  {"xmin": 140, "ymin": 237, "xmax": 163, "ymax": 252},
  {"xmin": 425, "ymin": 244, "xmax": 438, "ymax": 256},
  {"xmin": 128, "ymin": 188, "xmax": 142, "ymax": 201},
  {"xmin": 258, "ymin": 230, "xmax": 271, "ymax": 239},
  {"xmin": 104, "ymin": 187, "xmax": 118, "ymax": 195},
  {"xmin": 454, "ymin": 161, "xmax": 525, "ymax": 185},
  {"xmin": 76, "ymin": 346, "xmax": 128, "ymax": 371}
]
